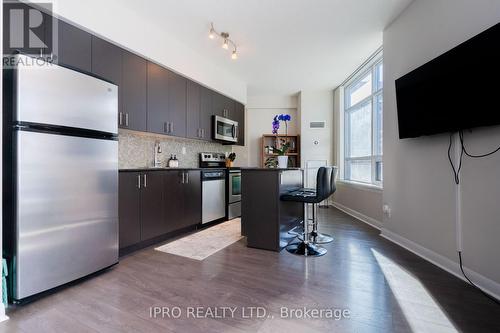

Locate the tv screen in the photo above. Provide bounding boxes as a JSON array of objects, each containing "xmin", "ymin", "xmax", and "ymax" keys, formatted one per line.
[{"xmin": 395, "ymin": 22, "xmax": 500, "ymax": 139}]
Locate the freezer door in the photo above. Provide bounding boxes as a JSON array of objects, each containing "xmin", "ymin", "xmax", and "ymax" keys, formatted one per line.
[
  {"xmin": 15, "ymin": 54, "xmax": 118, "ymax": 134},
  {"xmin": 15, "ymin": 130, "xmax": 118, "ymax": 300}
]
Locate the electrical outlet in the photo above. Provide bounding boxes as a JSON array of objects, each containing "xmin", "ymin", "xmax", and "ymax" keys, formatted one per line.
[
  {"xmin": 383, "ymin": 204, "xmax": 392, "ymax": 218},
  {"xmin": 181, "ymin": 147, "xmax": 186, "ymax": 155}
]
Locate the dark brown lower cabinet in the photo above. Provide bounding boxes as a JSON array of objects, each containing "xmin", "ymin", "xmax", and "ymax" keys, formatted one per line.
[
  {"xmin": 164, "ymin": 170, "xmax": 201, "ymax": 232},
  {"xmin": 183, "ymin": 171, "xmax": 202, "ymax": 228},
  {"xmin": 140, "ymin": 172, "xmax": 166, "ymax": 240},
  {"xmin": 163, "ymin": 171, "xmax": 185, "ymax": 232},
  {"xmin": 118, "ymin": 172, "xmax": 141, "ymax": 248},
  {"xmin": 119, "ymin": 170, "xmax": 201, "ymax": 252}
]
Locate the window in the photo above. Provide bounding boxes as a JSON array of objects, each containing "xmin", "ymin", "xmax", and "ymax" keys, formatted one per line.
[{"xmin": 343, "ymin": 55, "xmax": 383, "ymax": 186}]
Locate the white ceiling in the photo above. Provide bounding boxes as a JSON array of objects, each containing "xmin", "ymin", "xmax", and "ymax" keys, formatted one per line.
[{"xmin": 119, "ymin": 0, "xmax": 413, "ymax": 97}]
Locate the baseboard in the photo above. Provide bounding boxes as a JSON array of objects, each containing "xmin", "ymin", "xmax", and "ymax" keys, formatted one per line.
[
  {"xmin": 331, "ymin": 202, "xmax": 382, "ymax": 230},
  {"xmin": 381, "ymin": 228, "xmax": 500, "ymax": 301}
]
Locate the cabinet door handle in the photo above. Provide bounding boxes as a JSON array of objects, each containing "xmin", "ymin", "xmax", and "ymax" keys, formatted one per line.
[
  {"xmin": 119, "ymin": 112, "xmax": 123, "ymax": 126},
  {"xmin": 137, "ymin": 174, "xmax": 141, "ymax": 189},
  {"xmin": 186, "ymin": 172, "xmax": 189, "ymax": 184},
  {"xmin": 143, "ymin": 174, "xmax": 147, "ymax": 188},
  {"xmin": 202, "ymin": 129, "xmax": 205, "ymax": 138},
  {"xmin": 181, "ymin": 172, "xmax": 185, "ymax": 184},
  {"xmin": 125, "ymin": 113, "xmax": 129, "ymax": 127},
  {"xmin": 170, "ymin": 122, "xmax": 174, "ymax": 133},
  {"xmin": 163, "ymin": 122, "xmax": 168, "ymax": 133}
]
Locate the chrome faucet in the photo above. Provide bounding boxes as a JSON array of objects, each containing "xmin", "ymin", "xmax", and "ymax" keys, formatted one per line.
[{"xmin": 154, "ymin": 141, "xmax": 162, "ymax": 168}]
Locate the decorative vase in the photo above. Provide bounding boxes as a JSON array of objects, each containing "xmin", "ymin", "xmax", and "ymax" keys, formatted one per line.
[{"xmin": 277, "ymin": 155, "xmax": 288, "ymax": 169}]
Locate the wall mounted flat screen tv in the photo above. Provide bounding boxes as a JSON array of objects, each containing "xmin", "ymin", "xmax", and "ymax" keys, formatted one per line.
[{"xmin": 395, "ymin": 22, "xmax": 500, "ymax": 139}]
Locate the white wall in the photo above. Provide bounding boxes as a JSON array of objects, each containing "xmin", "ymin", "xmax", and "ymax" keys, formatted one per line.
[
  {"xmin": 298, "ymin": 90, "xmax": 333, "ymax": 187},
  {"xmin": 238, "ymin": 95, "xmax": 298, "ymax": 167},
  {"xmin": 383, "ymin": 0, "xmax": 500, "ymax": 295},
  {"xmin": 52, "ymin": 0, "xmax": 247, "ymax": 103}
]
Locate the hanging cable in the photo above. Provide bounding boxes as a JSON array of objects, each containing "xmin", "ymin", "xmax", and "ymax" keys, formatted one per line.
[
  {"xmin": 459, "ymin": 130, "xmax": 500, "ymax": 158},
  {"xmin": 447, "ymin": 132, "xmax": 463, "ymax": 185},
  {"xmin": 447, "ymin": 131, "xmax": 500, "ymax": 305},
  {"xmin": 458, "ymin": 251, "xmax": 500, "ymax": 305}
]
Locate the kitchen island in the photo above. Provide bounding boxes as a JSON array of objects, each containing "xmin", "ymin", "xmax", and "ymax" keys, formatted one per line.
[{"xmin": 241, "ymin": 168, "xmax": 304, "ymax": 251}]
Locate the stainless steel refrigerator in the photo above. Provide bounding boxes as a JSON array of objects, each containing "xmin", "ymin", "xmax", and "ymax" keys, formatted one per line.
[{"xmin": 3, "ymin": 54, "xmax": 119, "ymax": 301}]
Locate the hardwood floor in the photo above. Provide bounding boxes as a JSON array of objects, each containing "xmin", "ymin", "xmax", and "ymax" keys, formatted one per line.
[{"xmin": 2, "ymin": 207, "xmax": 500, "ymax": 332}]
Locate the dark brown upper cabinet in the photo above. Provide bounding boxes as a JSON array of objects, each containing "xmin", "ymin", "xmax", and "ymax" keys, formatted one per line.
[
  {"xmin": 213, "ymin": 92, "xmax": 232, "ymax": 118},
  {"xmin": 187, "ymin": 82, "xmax": 213, "ymax": 141},
  {"xmin": 200, "ymin": 86, "xmax": 213, "ymax": 141},
  {"xmin": 167, "ymin": 71, "xmax": 187, "ymax": 137},
  {"xmin": 91, "ymin": 36, "xmax": 122, "ymax": 85},
  {"xmin": 36, "ymin": 10, "xmax": 243, "ymax": 144},
  {"xmin": 122, "ymin": 51, "xmax": 147, "ymax": 131},
  {"xmin": 91, "ymin": 37, "xmax": 123, "ymax": 128},
  {"xmin": 232, "ymin": 102, "xmax": 245, "ymax": 146},
  {"xmin": 57, "ymin": 20, "xmax": 92, "ymax": 72},
  {"xmin": 186, "ymin": 81, "xmax": 201, "ymax": 140},
  {"xmin": 147, "ymin": 61, "xmax": 170, "ymax": 135},
  {"xmin": 213, "ymin": 92, "xmax": 235, "ymax": 119}
]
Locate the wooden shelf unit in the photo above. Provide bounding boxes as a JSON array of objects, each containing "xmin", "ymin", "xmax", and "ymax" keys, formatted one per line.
[{"xmin": 261, "ymin": 134, "xmax": 301, "ymax": 168}]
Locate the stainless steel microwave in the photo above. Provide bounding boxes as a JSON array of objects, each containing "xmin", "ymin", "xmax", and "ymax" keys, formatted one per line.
[{"xmin": 213, "ymin": 115, "xmax": 238, "ymax": 143}]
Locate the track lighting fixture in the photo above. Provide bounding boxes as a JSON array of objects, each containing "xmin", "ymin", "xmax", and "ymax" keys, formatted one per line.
[{"xmin": 208, "ymin": 23, "xmax": 239, "ymax": 60}]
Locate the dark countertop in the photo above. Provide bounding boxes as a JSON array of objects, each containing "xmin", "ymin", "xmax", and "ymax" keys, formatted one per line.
[
  {"xmin": 119, "ymin": 167, "xmax": 203, "ymax": 172},
  {"xmin": 120, "ymin": 167, "xmax": 302, "ymax": 172},
  {"xmin": 240, "ymin": 167, "xmax": 303, "ymax": 171}
]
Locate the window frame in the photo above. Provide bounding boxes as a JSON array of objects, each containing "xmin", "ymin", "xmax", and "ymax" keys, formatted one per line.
[{"xmin": 343, "ymin": 56, "xmax": 383, "ymax": 187}]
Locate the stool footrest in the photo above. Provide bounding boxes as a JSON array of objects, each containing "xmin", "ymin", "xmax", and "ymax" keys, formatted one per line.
[{"xmin": 286, "ymin": 241, "xmax": 327, "ymax": 257}]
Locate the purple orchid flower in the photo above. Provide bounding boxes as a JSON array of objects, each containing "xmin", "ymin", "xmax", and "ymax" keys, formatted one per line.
[{"xmin": 272, "ymin": 114, "xmax": 291, "ymax": 134}]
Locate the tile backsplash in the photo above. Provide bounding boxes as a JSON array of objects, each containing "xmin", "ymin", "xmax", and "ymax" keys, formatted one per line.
[{"xmin": 119, "ymin": 129, "xmax": 231, "ymax": 169}]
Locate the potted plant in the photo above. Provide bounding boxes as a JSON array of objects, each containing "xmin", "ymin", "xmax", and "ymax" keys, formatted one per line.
[
  {"xmin": 272, "ymin": 114, "xmax": 292, "ymax": 168},
  {"xmin": 226, "ymin": 152, "xmax": 236, "ymax": 167}
]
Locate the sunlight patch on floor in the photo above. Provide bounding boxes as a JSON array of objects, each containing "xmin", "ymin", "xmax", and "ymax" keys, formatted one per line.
[{"xmin": 371, "ymin": 249, "xmax": 458, "ymax": 333}]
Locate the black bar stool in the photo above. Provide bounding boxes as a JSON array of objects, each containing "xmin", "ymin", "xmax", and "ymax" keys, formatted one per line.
[
  {"xmin": 309, "ymin": 166, "xmax": 337, "ymax": 244},
  {"xmin": 280, "ymin": 166, "xmax": 336, "ymax": 257}
]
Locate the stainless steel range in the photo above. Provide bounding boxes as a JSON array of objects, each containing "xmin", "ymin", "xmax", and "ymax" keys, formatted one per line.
[{"xmin": 199, "ymin": 153, "xmax": 227, "ymax": 224}]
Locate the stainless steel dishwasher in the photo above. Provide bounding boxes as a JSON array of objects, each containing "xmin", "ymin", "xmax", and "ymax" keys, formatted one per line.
[{"xmin": 201, "ymin": 169, "xmax": 226, "ymax": 224}]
